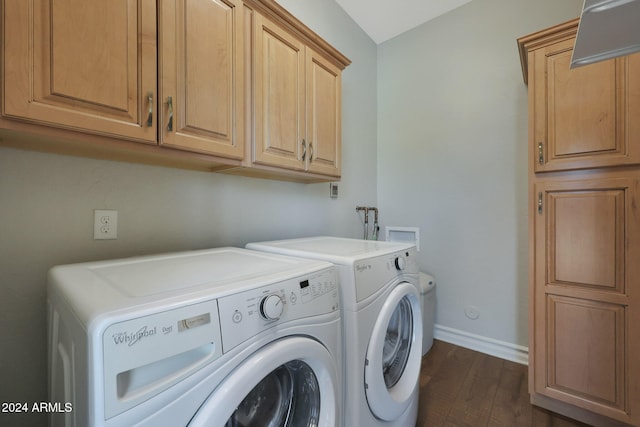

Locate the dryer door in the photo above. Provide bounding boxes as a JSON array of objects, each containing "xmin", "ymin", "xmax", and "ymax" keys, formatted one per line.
[
  {"xmin": 188, "ymin": 336, "xmax": 338, "ymax": 427},
  {"xmin": 364, "ymin": 281, "xmax": 422, "ymax": 421}
]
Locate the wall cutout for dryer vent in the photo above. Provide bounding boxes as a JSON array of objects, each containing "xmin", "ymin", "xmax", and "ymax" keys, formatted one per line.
[{"xmin": 385, "ymin": 226, "xmax": 420, "ymax": 251}]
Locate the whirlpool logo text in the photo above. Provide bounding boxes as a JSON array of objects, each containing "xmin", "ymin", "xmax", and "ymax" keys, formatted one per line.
[
  {"xmin": 112, "ymin": 326, "xmax": 157, "ymax": 347},
  {"xmin": 355, "ymin": 264, "xmax": 372, "ymax": 272}
]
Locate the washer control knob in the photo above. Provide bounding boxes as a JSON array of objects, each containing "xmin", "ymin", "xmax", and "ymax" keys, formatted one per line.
[
  {"xmin": 260, "ymin": 294, "xmax": 284, "ymax": 321},
  {"xmin": 394, "ymin": 256, "xmax": 406, "ymax": 271}
]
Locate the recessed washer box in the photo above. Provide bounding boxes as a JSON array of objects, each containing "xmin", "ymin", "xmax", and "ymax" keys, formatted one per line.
[{"xmin": 385, "ymin": 226, "xmax": 420, "ymax": 251}]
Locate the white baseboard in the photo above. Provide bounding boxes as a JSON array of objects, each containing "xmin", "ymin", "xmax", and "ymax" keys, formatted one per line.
[{"xmin": 433, "ymin": 324, "xmax": 529, "ymax": 365}]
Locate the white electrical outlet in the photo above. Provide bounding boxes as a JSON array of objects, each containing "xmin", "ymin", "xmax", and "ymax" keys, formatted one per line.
[{"xmin": 94, "ymin": 210, "xmax": 118, "ymax": 240}]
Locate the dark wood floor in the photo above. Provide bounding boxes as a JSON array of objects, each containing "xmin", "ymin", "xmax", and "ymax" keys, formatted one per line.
[{"xmin": 416, "ymin": 340, "xmax": 591, "ymax": 427}]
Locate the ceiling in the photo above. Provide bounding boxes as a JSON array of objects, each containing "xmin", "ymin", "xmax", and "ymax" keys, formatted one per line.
[{"xmin": 334, "ymin": 0, "xmax": 474, "ymax": 44}]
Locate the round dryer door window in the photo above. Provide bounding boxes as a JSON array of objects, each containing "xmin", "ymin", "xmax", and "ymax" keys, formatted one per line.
[
  {"xmin": 226, "ymin": 360, "xmax": 319, "ymax": 426},
  {"xmin": 364, "ymin": 282, "xmax": 423, "ymax": 421},
  {"xmin": 189, "ymin": 337, "xmax": 338, "ymax": 427},
  {"xmin": 383, "ymin": 296, "xmax": 414, "ymax": 388}
]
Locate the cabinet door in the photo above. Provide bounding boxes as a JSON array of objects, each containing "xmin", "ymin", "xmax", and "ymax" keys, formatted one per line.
[
  {"xmin": 253, "ymin": 13, "xmax": 306, "ymax": 171},
  {"xmin": 533, "ymin": 176, "xmax": 640, "ymax": 424},
  {"xmin": 306, "ymin": 48, "xmax": 342, "ymax": 177},
  {"xmin": 531, "ymin": 40, "xmax": 640, "ymax": 172},
  {"xmin": 159, "ymin": 0, "xmax": 243, "ymax": 159},
  {"xmin": 2, "ymin": 0, "xmax": 157, "ymax": 143}
]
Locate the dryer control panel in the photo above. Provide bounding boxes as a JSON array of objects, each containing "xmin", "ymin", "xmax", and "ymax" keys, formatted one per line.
[
  {"xmin": 217, "ymin": 266, "xmax": 339, "ymax": 352},
  {"xmin": 354, "ymin": 247, "xmax": 419, "ymax": 302}
]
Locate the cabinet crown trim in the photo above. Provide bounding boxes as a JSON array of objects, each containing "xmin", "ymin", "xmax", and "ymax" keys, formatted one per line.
[
  {"xmin": 517, "ymin": 18, "xmax": 579, "ymax": 84},
  {"xmin": 244, "ymin": 0, "xmax": 351, "ymax": 69}
]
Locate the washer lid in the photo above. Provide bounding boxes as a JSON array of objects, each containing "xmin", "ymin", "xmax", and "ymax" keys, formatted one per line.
[
  {"xmin": 48, "ymin": 248, "xmax": 332, "ymax": 325},
  {"xmin": 247, "ymin": 236, "xmax": 415, "ymax": 264},
  {"xmin": 91, "ymin": 248, "xmax": 312, "ymax": 297}
]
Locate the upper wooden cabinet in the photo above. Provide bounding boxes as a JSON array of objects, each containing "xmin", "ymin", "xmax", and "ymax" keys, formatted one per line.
[
  {"xmin": 2, "ymin": 0, "xmax": 158, "ymax": 143},
  {"xmin": 213, "ymin": 0, "xmax": 349, "ymax": 182},
  {"xmin": 2, "ymin": 0, "xmax": 244, "ymax": 160},
  {"xmin": 518, "ymin": 20, "xmax": 640, "ymax": 173},
  {"xmin": 1, "ymin": 0, "xmax": 349, "ymax": 181},
  {"xmin": 306, "ymin": 48, "xmax": 342, "ymax": 176},
  {"xmin": 251, "ymin": 13, "xmax": 342, "ymax": 177},
  {"xmin": 159, "ymin": 0, "xmax": 244, "ymax": 159},
  {"xmin": 252, "ymin": 13, "xmax": 307, "ymax": 172}
]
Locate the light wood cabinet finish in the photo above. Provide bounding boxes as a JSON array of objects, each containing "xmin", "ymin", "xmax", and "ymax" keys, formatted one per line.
[
  {"xmin": 519, "ymin": 19, "xmax": 640, "ymax": 427},
  {"xmin": 2, "ymin": 0, "xmax": 157, "ymax": 143},
  {"xmin": 249, "ymin": 10, "xmax": 343, "ymax": 177},
  {"xmin": 1, "ymin": 0, "xmax": 349, "ymax": 182},
  {"xmin": 159, "ymin": 0, "xmax": 243, "ymax": 159},
  {"xmin": 306, "ymin": 49, "xmax": 342, "ymax": 176},
  {"xmin": 253, "ymin": 12, "xmax": 306, "ymax": 171},
  {"xmin": 519, "ymin": 21, "xmax": 640, "ymax": 173},
  {"xmin": 533, "ymin": 176, "xmax": 639, "ymax": 423}
]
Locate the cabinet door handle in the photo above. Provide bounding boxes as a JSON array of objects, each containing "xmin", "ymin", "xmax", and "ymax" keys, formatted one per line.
[
  {"xmin": 146, "ymin": 92, "xmax": 153, "ymax": 127},
  {"xmin": 538, "ymin": 192, "xmax": 543, "ymax": 214},
  {"xmin": 538, "ymin": 142, "xmax": 544, "ymax": 165},
  {"xmin": 167, "ymin": 96, "xmax": 173, "ymax": 132},
  {"xmin": 301, "ymin": 139, "xmax": 307, "ymax": 161},
  {"xmin": 309, "ymin": 141, "xmax": 314, "ymax": 163}
]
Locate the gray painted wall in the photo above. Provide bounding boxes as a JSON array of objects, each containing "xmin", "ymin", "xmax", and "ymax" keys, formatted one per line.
[{"xmin": 377, "ymin": 0, "xmax": 582, "ymax": 347}]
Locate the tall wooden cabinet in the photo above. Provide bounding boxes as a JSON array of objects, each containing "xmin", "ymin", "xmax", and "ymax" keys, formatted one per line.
[{"xmin": 519, "ymin": 19, "xmax": 640, "ymax": 427}]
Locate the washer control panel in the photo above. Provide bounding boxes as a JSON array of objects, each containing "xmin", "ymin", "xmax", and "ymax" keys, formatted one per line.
[{"xmin": 217, "ymin": 266, "xmax": 339, "ymax": 352}]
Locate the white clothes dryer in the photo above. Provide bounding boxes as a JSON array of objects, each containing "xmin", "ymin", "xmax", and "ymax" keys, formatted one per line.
[
  {"xmin": 47, "ymin": 248, "xmax": 341, "ymax": 427},
  {"xmin": 247, "ymin": 237, "xmax": 423, "ymax": 427}
]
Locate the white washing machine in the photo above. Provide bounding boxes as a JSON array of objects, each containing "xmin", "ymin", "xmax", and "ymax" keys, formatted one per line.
[
  {"xmin": 247, "ymin": 237, "xmax": 423, "ymax": 427},
  {"xmin": 47, "ymin": 247, "xmax": 341, "ymax": 427}
]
